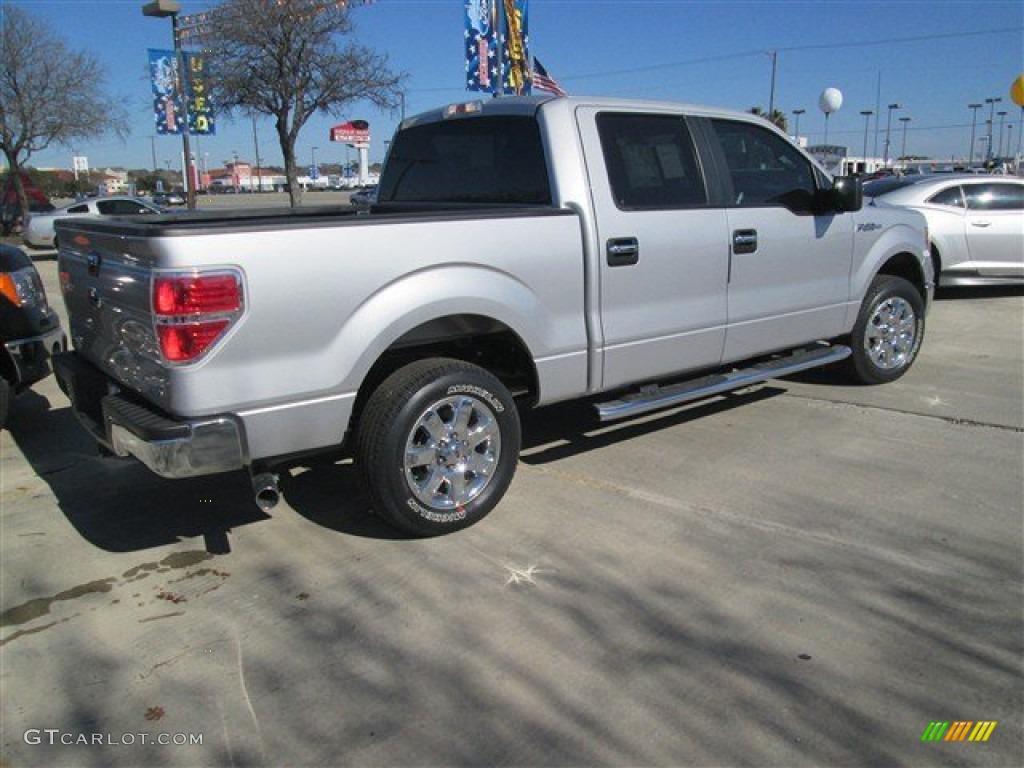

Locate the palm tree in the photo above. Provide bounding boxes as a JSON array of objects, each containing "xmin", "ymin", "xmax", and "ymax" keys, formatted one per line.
[{"xmin": 749, "ymin": 107, "xmax": 789, "ymax": 132}]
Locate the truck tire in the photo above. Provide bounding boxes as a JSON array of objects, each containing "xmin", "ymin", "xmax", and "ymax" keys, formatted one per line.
[
  {"xmin": 845, "ymin": 275, "xmax": 925, "ymax": 385},
  {"xmin": 356, "ymin": 358, "xmax": 521, "ymax": 536},
  {"xmin": 0, "ymin": 377, "xmax": 9, "ymax": 430}
]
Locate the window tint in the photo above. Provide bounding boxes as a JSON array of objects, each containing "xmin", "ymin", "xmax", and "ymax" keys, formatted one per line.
[
  {"xmin": 96, "ymin": 200, "xmax": 154, "ymax": 215},
  {"xmin": 67, "ymin": 204, "xmax": 89, "ymax": 214},
  {"xmin": 596, "ymin": 113, "xmax": 706, "ymax": 209},
  {"xmin": 379, "ymin": 116, "xmax": 551, "ymax": 205},
  {"xmin": 927, "ymin": 185, "xmax": 965, "ymax": 208},
  {"xmin": 963, "ymin": 183, "xmax": 1024, "ymax": 211},
  {"xmin": 711, "ymin": 119, "xmax": 816, "ymax": 208}
]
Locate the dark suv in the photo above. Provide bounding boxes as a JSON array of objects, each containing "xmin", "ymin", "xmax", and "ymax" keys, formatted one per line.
[{"xmin": 0, "ymin": 245, "xmax": 65, "ymax": 427}]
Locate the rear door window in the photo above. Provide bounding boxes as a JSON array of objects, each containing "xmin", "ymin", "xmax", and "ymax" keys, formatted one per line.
[{"xmin": 595, "ymin": 113, "xmax": 707, "ymax": 210}]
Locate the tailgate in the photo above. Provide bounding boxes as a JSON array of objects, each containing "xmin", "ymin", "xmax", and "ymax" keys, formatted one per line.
[{"xmin": 57, "ymin": 224, "xmax": 169, "ymax": 402}]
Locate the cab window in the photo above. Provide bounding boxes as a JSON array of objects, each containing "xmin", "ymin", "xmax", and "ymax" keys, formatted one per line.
[{"xmin": 711, "ymin": 119, "xmax": 817, "ymax": 210}]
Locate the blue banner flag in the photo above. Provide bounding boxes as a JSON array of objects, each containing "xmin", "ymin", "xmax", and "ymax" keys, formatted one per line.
[
  {"xmin": 149, "ymin": 49, "xmax": 184, "ymax": 135},
  {"xmin": 502, "ymin": 0, "xmax": 530, "ymax": 95},
  {"xmin": 465, "ymin": 0, "xmax": 500, "ymax": 93}
]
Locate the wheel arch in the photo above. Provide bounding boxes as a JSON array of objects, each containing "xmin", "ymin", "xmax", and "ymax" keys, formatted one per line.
[{"xmin": 351, "ymin": 313, "xmax": 539, "ymax": 435}]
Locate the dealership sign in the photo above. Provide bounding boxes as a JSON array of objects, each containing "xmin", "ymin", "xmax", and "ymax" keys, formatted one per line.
[{"xmin": 330, "ymin": 120, "xmax": 370, "ymax": 147}]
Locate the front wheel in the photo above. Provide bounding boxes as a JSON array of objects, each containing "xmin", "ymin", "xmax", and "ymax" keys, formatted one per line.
[
  {"xmin": 356, "ymin": 358, "xmax": 521, "ymax": 536},
  {"xmin": 845, "ymin": 275, "xmax": 925, "ymax": 384}
]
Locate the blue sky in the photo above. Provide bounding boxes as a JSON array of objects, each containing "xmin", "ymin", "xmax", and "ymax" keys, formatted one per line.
[{"xmin": 4, "ymin": 0, "xmax": 1023, "ymax": 172}]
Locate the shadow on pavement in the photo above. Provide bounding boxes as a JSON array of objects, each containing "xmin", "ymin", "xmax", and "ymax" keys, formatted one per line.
[{"xmin": 8, "ymin": 389, "xmax": 270, "ymax": 554}]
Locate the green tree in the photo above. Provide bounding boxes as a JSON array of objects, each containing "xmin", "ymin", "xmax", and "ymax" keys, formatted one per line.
[
  {"xmin": 0, "ymin": 6, "xmax": 126, "ymax": 224},
  {"xmin": 200, "ymin": 0, "xmax": 404, "ymax": 208}
]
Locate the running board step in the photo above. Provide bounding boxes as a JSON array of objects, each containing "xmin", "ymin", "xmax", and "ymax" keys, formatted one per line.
[{"xmin": 595, "ymin": 344, "xmax": 852, "ymax": 422}]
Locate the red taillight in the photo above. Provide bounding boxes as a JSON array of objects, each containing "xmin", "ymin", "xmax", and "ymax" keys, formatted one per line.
[
  {"xmin": 154, "ymin": 274, "xmax": 240, "ymax": 316},
  {"xmin": 156, "ymin": 321, "xmax": 231, "ymax": 362},
  {"xmin": 152, "ymin": 271, "xmax": 243, "ymax": 363}
]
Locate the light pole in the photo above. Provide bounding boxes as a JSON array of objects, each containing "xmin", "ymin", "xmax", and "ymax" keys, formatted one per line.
[
  {"xmin": 884, "ymin": 103, "xmax": 901, "ymax": 167},
  {"xmin": 897, "ymin": 115, "xmax": 913, "ymax": 165},
  {"xmin": 967, "ymin": 103, "xmax": 982, "ymax": 167},
  {"xmin": 792, "ymin": 108, "xmax": 805, "ymax": 143},
  {"xmin": 860, "ymin": 110, "xmax": 873, "ymax": 172},
  {"xmin": 996, "ymin": 110, "xmax": 1008, "ymax": 158},
  {"xmin": 142, "ymin": 0, "xmax": 196, "ymax": 209},
  {"xmin": 984, "ymin": 97, "xmax": 1001, "ymax": 159}
]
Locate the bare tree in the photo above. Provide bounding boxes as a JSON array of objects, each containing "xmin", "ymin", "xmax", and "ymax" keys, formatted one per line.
[
  {"xmin": 199, "ymin": 0, "xmax": 404, "ymax": 207},
  {"xmin": 1, "ymin": 6, "xmax": 126, "ymax": 227}
]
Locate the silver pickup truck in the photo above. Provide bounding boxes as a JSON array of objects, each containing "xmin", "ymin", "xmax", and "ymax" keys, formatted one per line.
[{"xmin": 55, "ymin": 96, "xmax": 933, "ymax": 536}]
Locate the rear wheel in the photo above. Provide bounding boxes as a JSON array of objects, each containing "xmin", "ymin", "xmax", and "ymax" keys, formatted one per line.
[
  {"xmin": 356, "ymin": 358, "xmax": 521, "ymax": 536},
  {"xmin": 845, "ymin": 275, "xmax": 925, "ymax": 384}
]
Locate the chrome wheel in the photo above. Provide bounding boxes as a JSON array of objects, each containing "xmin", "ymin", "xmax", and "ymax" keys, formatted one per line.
[
  {"xmin": 864, "ymin": 295, "xmax": 917, "ymax": 371},
  {"xmin": 403, "ymin": 394, "xmax": 501, "ymax": 510}
]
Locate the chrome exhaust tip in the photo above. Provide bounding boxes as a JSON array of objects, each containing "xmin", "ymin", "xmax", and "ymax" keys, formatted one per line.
[{"xmin": 251, "ymin": 472, "xmax": 280, "ymax": 511}]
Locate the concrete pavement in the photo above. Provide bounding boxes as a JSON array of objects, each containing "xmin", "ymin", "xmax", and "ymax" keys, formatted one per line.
[{"xmin": 2, "ymin": 256, "xmax": 1021, "ymax": 766}]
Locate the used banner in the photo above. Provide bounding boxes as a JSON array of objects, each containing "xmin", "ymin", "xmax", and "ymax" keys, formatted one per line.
[
  {"xmin": 184, "ymin": 51, "xmax": 215, "ymax": 135},
  {"xmin": 502, "ymin": 0, "xmax": 530, "ymax": 95},
  {"xmin": 149, "ymin": 49, "xmax": 215, "ymax": 135}
]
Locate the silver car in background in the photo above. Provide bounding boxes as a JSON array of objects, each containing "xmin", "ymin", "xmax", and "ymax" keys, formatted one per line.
[
  {"xmin": 23, "ymin": 196, "xmax": 164, "ymax": 250},
  {"xmin": 865, "ymin": 175, "xmax": 1024, "ymax": 287}
]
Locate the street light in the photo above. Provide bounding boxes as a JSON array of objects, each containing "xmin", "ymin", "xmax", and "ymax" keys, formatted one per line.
[
  {"xmin": 792, "ymin": 108, "xmax": 805, "ymax": 143},
  {"xmin": 996, "ymin": 110, "xmax": 1008, "ymax": 158},
  {"xmin": 984, "ymin": 97, "xmax": 1001, "ymax": 159},
  {"xmin": 967, "ymin": 103, "xmax": 982, "ymax": 166},
  {"xmin": 899, "ymin": 116, "xmax": 912, "ymax": 163},
  {"xmin": 142, "ymin": 0, "xmax": 196, "ymax": 209},
  {"xmin": 860, "ymin": 110, "xmax": 874, "ymax": 172},
  {"xmin": 884, "ymin": 103, "xmax": 901, "ymax": 167}
]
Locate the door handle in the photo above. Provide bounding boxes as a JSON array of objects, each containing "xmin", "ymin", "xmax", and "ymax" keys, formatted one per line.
[
  {"xmin": 970, "ymin": 220, "xmax": 992, "ymax": 228},
  {"xmin": 607, "ymin": 237, "xmax": 639, "ymax": 267},
  {"xmin": 732, "ymin": 229, "xmax": 758, "ymax": 254}
]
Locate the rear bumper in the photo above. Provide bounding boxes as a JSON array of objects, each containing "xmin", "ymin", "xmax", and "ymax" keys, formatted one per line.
[
  {"xmin": 4, "ymin": 323, "xmax": 66, "ymax": 388},
  {"xmin": 53, "ymin": 352, "xmax": 246, "ymax": 479}
]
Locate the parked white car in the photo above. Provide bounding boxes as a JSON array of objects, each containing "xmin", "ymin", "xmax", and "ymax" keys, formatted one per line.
[
  {"xmin": 866, "ymin": 175, "xmax": 1024, "ymax": 287},
  {"xmin": 23, "ymin": 196, "xmax": 164, "ymax": 250}
]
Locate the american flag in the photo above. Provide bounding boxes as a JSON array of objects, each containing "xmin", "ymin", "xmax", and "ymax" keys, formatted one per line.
[{"xmin": 532, "ymin": 58, "xmax": 566, "ymax": 97}]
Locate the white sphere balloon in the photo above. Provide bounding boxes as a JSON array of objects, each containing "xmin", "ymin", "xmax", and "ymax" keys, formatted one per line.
[{"xmin": 819, "ymin": 88, "xmax": 843, "ymax": 114}]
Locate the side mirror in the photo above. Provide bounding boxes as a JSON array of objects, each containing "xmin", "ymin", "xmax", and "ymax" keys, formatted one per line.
[{"xmin": 831, "ymin": 175, "xmax": 863, "ymax": 213}]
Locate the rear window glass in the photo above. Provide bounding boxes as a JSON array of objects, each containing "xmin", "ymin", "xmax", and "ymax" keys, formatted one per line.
[
  {"xmin": 379, "ymin": 116, "xmax": 551, "ymax": 205},
  {"xmin": 863, "ymin": 177, "xmax": 922, "ymax": 198},
  {"xmin": 927, "ymin": 186, "xmax": 964, "ymax": 208}
]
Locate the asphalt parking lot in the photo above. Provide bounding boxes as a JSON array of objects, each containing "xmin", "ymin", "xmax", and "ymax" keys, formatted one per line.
[{"xmin": 2, "ymin": 253, "xmax": 1022, "ymax": 767}]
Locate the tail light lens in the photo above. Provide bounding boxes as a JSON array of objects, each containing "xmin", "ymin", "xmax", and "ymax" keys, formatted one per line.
[{"xmin": 152, "ymin": 270, "xmax": 243, "ymax": 363}]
